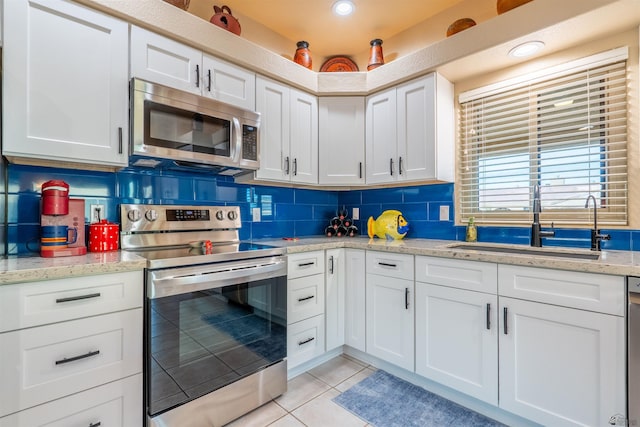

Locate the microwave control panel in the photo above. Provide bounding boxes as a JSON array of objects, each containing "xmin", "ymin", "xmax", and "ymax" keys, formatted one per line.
[{"xmin": 242, "ymin": 125, "xmax": 258, "ymax": 161}]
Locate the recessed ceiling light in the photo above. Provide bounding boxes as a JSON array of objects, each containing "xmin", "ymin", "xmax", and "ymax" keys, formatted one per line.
[
  {"xmin": 508, "ymin": 41, "xmax": 545, "ymax": 58},
  {"xmin": 333, "ymin": 0, "xmax": 355, "ymax": 16}
]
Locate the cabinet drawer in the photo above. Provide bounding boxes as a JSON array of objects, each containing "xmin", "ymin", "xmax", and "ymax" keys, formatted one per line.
[
  {"xmin": 288, "ymin": 251, "xmax": 325, "ymax": 279},
  {"xmin": 0, "ymin": 309, "xmax": 142, "ymax": 417},
  {"xmin": 366, "ymin": 251, "xmax": 414, "ymax": 280},
  {"xmin": 288, "ymin": 274, "xmax": 325, "ymax": 324},
  {"xmin": 0, "ymin": 271, "xmax": 142, "ymax": 332},
  {"xmin": 287, "ymin": 314, "xmax": 325, "ymax": 368},
  {"xmin": 0, "ymin": 374, "xmax": 142, "ymax": 427},
  {"xmin": 498, "ymin": 265, "xmax": 624, "ymax": 315},
  {"xmin": 416, "ymin": 256, "xmax": 497, "ymax": 294}
]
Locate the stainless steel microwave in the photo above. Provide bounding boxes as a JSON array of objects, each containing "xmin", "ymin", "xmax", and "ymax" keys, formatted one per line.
[{"xmin": 130, "ymin": 78, "xmax": 260, "ymax": 172}]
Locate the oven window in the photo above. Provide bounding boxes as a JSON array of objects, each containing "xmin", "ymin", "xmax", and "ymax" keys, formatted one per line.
[
  {"xmin": 145, "ymin": 100, "xmax": 232, "ymax": 156},
  {"xmin": 147, "ymin": 275, "xmax": 286, "ymax": 417}
]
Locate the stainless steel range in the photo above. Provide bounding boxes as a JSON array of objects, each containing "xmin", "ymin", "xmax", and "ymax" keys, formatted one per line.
[{"xmin": 120, "ymin": 204, "xmax": 287, "ymax": 427}]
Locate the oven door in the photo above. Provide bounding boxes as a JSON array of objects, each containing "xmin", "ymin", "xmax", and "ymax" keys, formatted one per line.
[{"xmin": 145, "ymin": 255, "xmax": 287, "ymax": 419}]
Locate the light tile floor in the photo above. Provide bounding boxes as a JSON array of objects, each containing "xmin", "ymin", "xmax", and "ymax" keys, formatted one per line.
[{"xmin": 225, "ymin": 355, "xmax": 376, "ymax": 427}]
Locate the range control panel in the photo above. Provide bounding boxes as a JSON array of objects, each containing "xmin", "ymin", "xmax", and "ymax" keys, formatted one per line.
[{"xmin": 120, "ymin": 204, "xmax": 241, "ymax": 233}]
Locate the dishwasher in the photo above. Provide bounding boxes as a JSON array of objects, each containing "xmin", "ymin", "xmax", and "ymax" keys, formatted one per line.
[{"xmin": 629, "ymin": 277, "xmax": 640, "ymax": 426}]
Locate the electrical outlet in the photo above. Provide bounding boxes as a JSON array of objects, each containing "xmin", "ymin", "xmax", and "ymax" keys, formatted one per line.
[
  {"xmin": 90, "ymin": 204, "xmax": 105, "ymax": 223},
  {"xmin": 439, "ymin": 205, "xmax": 450, "ymax": 221},
  {"xmin": 252, "ymin": 207, "xmax": 261, "ymax": 222},
  {"xmin": 352, "ymin": 207, "xmax": 360, "ymax": 220}
]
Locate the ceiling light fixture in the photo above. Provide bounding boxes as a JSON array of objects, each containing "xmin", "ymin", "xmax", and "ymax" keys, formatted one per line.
[
  {"xmin": 332, "ymin": 0, "xmax": 355, "ymax": 16},
  {"xmin": 508, "ymin": 41, "xmax": 545, "ymax": 58}
]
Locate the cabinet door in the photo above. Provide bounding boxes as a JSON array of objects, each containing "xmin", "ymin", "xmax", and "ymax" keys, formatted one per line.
[
  {"xmin": 202, "ymin": 54, "xmax": 256, "ymax": 110},
  {"xmin": 499, "ymin": 297, "xmax": 625, "ymax": 427},
  {"xmin": 3, "ymin": 0, "xmax": 128, "ymax": 168},
  {"xmin": 289, "ymin": 89, "xmax": 318, "ymax": 184},
  {"xmin": 319, "ymin": 97, "xmax": 365, "ymax": 185},
  {"xmin": 130, "ymin": 25, "xmax": 201, "ymax": 94},
  {"xmin": 415, "ymin": 283, "xmax": 498, "ymax": 405},
  {"xmin": 366, "ymin": 274, "xmax": 414, "ymax": 371},
  {"xmin": 344, "ymin": 249, "xmax": 366, "ymax": 352},
  {"xmin": 397, "ymin": 75, "xmax": 436, "ymax": 181},
  {"xmin": 326, "ymin": 249, "xmax": 345, "ymax": 351},
  {"xmin": 255, "ymin": 77, "xmax": 290, "ymax": 181},
  {"xmin": 365, "ymin": 88, "xmax": 397, "ymax": 184}
]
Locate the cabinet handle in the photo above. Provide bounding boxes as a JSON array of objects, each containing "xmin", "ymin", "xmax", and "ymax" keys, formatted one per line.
[
  {"xmin": 297, "ymin": 261, "xmax": 315, "ymax": 267},
  {"xmin": 486, "ymin": 303, "xmax": 491, "ymax": 330},
  {"xmin": 503, "ymin": 307, "xmax": 508, "ymax": 335},
  {"xmin": 118, "ymin": 127, "xmax": 123, "ymax": 154},
  {"xmin": 298, "ymin": 337, "xmax": 315, "ymax": 346},
  {"xmin": 207, "ymin": 69, "xmax": 212, "ymax": 92},
  {"xmin": 405, "ymin": 287, "xmax": 410, "ymax": 310},
  {"xmin": 56, "ymin": 292, "xmax": 101, "ymax": 303},
  {"xmin": 399, "ymin": 157, "xmax": 403, "ymax": 175},
  {"xmin": 55, "ymin": 350, "xmax": 100, "ymax": 365},
  {"xmin": 293, "ymin": 158, "xmax": 298, "ymax": 176},
  {"xmin": 390, "ymin": 158, "xmax": 394, "ymax": 176},
  {"xmin": 297, "ymin": 295, "xmax": 315, "ymax": 302},
  {"xmin": 359, "ymin": 162, "xmax": 363, "ymax": 179},
  {"xmin": 285, "ymin": 156, "xmax": 290, "ymax": 175},
  {"xmin": 329, "ymin": 255, "xmax": 334, "ymax": 274},
  {"xmin": 195, "ymin": 64, "xmax": 200, "ymax": 88},
  {"xmin": 89, "ymin": 423, "xmax": 102, "ymax": 427},
  {"xmin": 378, "ymin": 262, "xmax": 397, "ymax": 268}
]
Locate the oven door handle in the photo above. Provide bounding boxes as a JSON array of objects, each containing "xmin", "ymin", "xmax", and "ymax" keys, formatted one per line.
[{"xmin": 149, "ymin": 257, "xmax": 287, "ymax": 298}]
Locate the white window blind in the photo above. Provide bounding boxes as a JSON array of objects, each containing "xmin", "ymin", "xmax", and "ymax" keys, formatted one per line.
[{"xmin": 459, "ymin": 53, "xmax": 628, "ymax": 226}]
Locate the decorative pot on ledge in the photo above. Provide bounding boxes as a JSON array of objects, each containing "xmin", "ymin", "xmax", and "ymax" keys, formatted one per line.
[
  {"xmin": 497, "ymin": 0, "xmax": 533, "ymax": 14},
  {"xmin": 367, "ymin": 39, "xmax": 384, "ymax": 71}
]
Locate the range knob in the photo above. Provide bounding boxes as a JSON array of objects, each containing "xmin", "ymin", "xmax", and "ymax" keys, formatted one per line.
[
  {"xmin": 127, "ymin": 209, "xmax": 141, "ymax": 222},
  {"xmin": 227, "ymin": 210, "xmax": 238, "ymax": 220},
  {"xmin": 145, "ymin": 209, "xmax": 158, "ymax": 221},
  {"xmin": 215, "ymin": 210, "xmax": 225, "ymax": 220}
]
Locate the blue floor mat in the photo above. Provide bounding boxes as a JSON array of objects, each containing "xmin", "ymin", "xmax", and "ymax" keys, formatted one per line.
[{"xmin": 333, "ymin": 370, "xmax": 507, "ymax": 427}]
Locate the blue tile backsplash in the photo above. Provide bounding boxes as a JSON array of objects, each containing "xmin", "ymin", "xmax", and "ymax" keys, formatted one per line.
[{"xmin": 3, "ymin": 162, "xmax": 639, "ymax": 255}]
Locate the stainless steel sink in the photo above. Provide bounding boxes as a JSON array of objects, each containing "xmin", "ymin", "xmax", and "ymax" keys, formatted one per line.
[{"xmin": 446, "ymin": 243, "xmax": 601, "ymax": 260}]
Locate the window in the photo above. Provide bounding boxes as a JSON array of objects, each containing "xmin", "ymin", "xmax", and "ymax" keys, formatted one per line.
[{"xmin": 459, "ymin": 48, "xmax": 628, "ymax": 226}]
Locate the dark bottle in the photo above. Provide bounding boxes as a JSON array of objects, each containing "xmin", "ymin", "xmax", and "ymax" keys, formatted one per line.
[
  {"xmin": 293, "ymin": 41, "xmax": 312, "ymax": 69},
  {"xmin": 330, "ymin": 217, "xmax": 342, "ymax": 229},
  {"xmin": 346, "ymin": 225, "xmax": 359, "ymax": 237},
  {"xmin": 343, "ymin": 218, "xmax": 352, "ymax": 228},
  {"xmin": 338, "ymin": 206, "xmax": 348, "ymax": 220},
  {"xmin": 336, "ymin": 225, "xmax": 348, "ymax": 237},
  {"xmin": 325, "ymin": 226, "xmax": 337, "ymax": 237},
  {"xmin": 367, "ymin": 39, "xmax": 384, "ymax": 71}
]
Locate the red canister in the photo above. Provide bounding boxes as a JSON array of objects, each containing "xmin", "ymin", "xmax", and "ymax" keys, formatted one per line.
[
  {"xmin": 89, "ymin": 220, "xmax": 119, "ymax": 252},
  {"xmin": 41, "ymin": 180, "xmax": 70, "ymax": 215}
]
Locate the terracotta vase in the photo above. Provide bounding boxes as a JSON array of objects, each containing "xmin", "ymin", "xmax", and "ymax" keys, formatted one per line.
[
  {"xmin": 293, "ymin": 41, "xmax": 312, "ymax": 69},
  {"xmin": 497, "ymin": 0, "xmax": 533, "ymax": 14},
  {"xmin": 446, "ymin": 18, "xmax": 476, "ymax": 37},
  {"xmin": 367, "ymin": 39, "xmax": 384, "ymax": 71}
]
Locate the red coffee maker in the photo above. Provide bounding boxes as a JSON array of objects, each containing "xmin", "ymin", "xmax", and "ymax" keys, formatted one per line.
[{"xmin": 40, "ymin": 180, "xmax": 87, "ymax": 257}]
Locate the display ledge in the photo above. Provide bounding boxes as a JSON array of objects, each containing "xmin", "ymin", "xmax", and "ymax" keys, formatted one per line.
[
  {"xmin": 0, "ymin": 251, "xmax": 147, "ymax": 286},
  {"xmin": 75, "ymin": 0, "xmax": 635, "ymax": 94},
  {"xmin": 255, "ymin": 236, "xmax": 640, "ymax": 277}
]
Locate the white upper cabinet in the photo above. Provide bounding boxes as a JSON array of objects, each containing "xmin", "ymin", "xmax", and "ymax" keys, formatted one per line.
[
  {"xmin": 366, "ymin": 73, "xmax": 454, "ymax": 184},
  {"xmin": 2, "ymin": 0, "xmax": 129, "ymax": 168},
  {"xmin": 130, "ymin": 26, "xmax": 255, "ymax": 110},
  {"xmin": 255, "ymin": 76, "xmax": 318, "ymax": 184},
  {"xmin": 319, "ymin": 97, "xmax": 365, "ymax": 185}
]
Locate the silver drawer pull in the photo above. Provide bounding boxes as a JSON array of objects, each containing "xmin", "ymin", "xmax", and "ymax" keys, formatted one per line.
[
  {"xmin": 378, "ymin": 262, "xmax": 397, "ymax": 268},
  {"xmin": 56, "ymin": 293, "xmax": 101, "ymax": 303},
  {"xmin": 297, "ymin": 261, "xmax": 315, "ymax": 267},
  {"xmin": 297, "ymin": 295, "xmax": 315, "ymax": 302},
  {"xmin": 55, "ymin": 350, "xmax": 100, "ymax": 365},
  {"xmin": 89, "ymin": 423, "xmax": 102, "ymax": 427},
  {"xmin": 298, "ymin": 337, "xmax": 315, "ymax": 346}
]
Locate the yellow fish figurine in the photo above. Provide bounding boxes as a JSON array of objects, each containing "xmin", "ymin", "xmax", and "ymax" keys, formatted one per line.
[{"xmin": 367, "ymin": 210, "xmax": 409, "ymax": 240}]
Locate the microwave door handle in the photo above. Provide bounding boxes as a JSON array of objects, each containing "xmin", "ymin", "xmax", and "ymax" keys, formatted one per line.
[{"xmin": 231, "ymin": 117, "xmax": 242, "ymax": 163}]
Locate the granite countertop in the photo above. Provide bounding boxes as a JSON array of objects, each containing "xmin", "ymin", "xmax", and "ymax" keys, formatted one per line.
[
  {"xmin": 254, "ymin": 236, "xmax": 640, "ymax": 277},
  {"xmin": 0, "ymin": 251, "xmax": 147, "ymax": 285}
]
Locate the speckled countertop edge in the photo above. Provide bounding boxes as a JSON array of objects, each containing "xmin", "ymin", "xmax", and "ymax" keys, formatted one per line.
[
  {"xmin": 0, "ymin": 251, "xmax": 147, "ymax": 285},
  {"xmin": 254, "ymin": 237, "xmax": 640, "ymax": 277}
]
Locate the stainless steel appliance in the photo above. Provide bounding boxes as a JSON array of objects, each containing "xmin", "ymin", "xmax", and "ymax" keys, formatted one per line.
[
  {"xmin": 130, "ymin": 78, "xmax": 260, "ymax": 174},
  {"xmin": 120, "ymin": 204, "xmax": 287, "ymax": 427},
  {"xmin": 629, "ymin": 277, "xmax": 640, "ymax": 426}
]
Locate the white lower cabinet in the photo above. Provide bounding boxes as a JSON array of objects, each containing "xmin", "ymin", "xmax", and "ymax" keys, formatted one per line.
[
  {"xmin": 415, "ymin": 283, "xmax": 498, "ymax": 405},
  {"xmin": 326, "ymin": 249, "xmax": 346, "ymax": 351},
  {"xmin": 344, "ymin": 249, "xmax": 366, "ymax": 352},
  {"xmin": 287, "ymin": 314, "xmax": 325, "ymax": 368},
  {"xmin": 0, "ymin": 374, "xmax": 142, "ymax": 427},
  {"xmin": 499, "ymin": 296, "xmax": 625, "ymax": 427}
]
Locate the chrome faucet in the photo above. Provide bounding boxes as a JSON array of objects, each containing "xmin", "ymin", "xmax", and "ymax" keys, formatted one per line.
[
  {"xmin": 531, "ymin": 184, "xmax": 555, "ymax": 247},
  {"xmin": 584, "ymin": 195, "xmax": 610, "ymax": 251}
]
